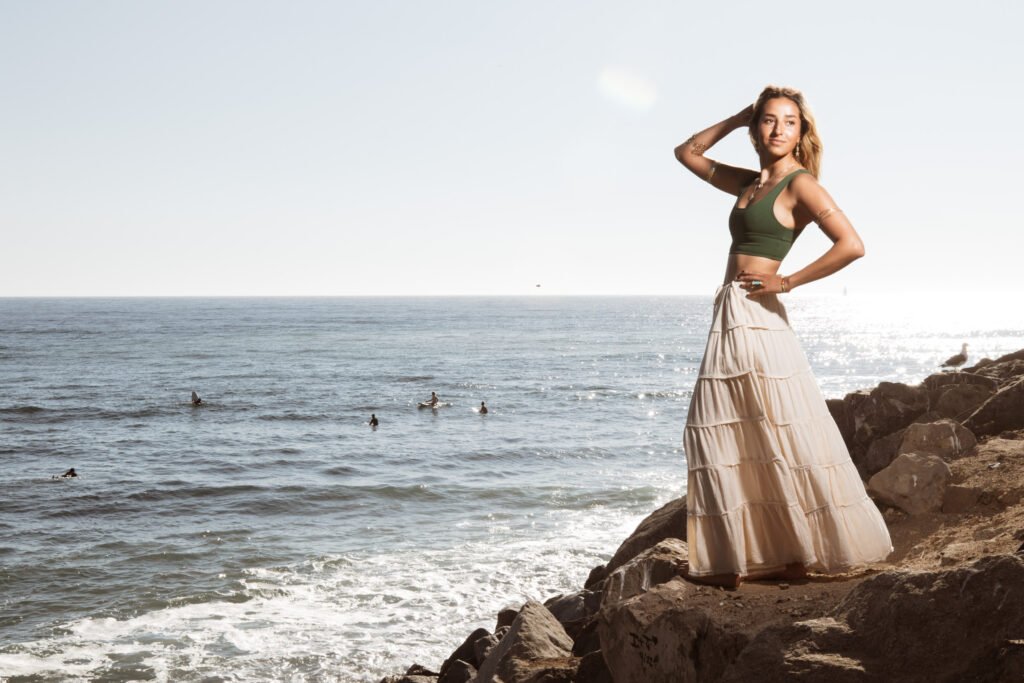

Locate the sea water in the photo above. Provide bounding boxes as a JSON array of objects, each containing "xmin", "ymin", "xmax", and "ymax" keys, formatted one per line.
[{"xmin": 1, "ymin": 295, "xmax": 1020, "ymax": 682}]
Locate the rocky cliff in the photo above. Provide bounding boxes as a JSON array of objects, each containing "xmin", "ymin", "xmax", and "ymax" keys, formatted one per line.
[{"xmin": 381, "ymin": 350, "xmax": 1024, "ymax": 683}]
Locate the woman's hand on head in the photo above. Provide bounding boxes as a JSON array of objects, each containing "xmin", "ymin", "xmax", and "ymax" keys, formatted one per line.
[
  {"xmin": 736, "ymin": 270, "xmax": 786, "ymax": 298},
  {"xmin": 732, "ymin": 104, "xmax": 755, "ymax": 128}
]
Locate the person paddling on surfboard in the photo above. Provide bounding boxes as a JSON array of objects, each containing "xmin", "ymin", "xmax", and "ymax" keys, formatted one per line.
[
  {"xmin": 191, "ymin": 391, "xmax": 202, "ymax": 406},
  {"xmin": 426, "ymin": 391, "xmax": 439, "ymax": 407}
]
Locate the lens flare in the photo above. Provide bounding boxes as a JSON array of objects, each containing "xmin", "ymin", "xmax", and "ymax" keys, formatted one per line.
[{"xmin": 598, "ymin": 66, "xmax": 658, "ymax": 111}]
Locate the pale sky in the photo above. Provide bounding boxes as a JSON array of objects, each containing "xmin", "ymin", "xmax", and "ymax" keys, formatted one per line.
[{"xmin": 2, "ymin": 0, "xmax": 1021, "ymax": 296}]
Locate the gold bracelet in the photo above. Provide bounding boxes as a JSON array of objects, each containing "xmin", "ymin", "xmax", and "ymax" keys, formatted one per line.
[
  {"xmin": 814, "ymin": 207, "xmax": 842, "ymax": 224},
  {"xmin": 780, "ymin": 276, "xmax": 790, "ymax": 293}
]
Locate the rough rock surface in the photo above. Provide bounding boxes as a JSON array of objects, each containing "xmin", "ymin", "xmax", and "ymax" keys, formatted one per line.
[
  {"xmin": 868, "ymin": 452, "xmax": 952, "ymax": 515},
  {"xmin": 438, "ymin": 628, "xmax": 488, "ymax": 680},
  {"xmin": 895, "ymin": 419, "xmax": 976, "ymax": 461},
  {"xmin": 473, "ymin": 601, "xmax": 573, "ymax": 683},
  {"xmin": 601, "ymin": 538, "xmax": 688, "ymax": 607},
  {"xmin": 605, "ymin": 495, "xmax": 687, "ymax": 575},
  {"xmin": 722, "ymin": 554, "xmax": 1024, "ymax": 683},
  {"xmin": 598, "ymin": 577, "xmax": 748, "ymax": 683},
  {"xmin": 848, "ymin": 381, "xmax": 928, "ymax": 454},
  {"xmin": 965, "ymin": 375, "xmax": 1024, "ymax": 436}
]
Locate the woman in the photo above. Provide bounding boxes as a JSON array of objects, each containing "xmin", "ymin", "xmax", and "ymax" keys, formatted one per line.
[{"xmin": 673, "ymin": 86, "xmax": 892, "ymax": 588}]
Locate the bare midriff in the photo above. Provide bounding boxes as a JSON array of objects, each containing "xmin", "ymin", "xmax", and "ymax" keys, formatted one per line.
[{"xmin": 722, "ymin": 253, "xmax": 782, "ymax": 284}]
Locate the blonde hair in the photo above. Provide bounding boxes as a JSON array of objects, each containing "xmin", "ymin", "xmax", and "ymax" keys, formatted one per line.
[{"xmin": 748, "ymin": 85, "xmax": 823, "ymax": 178}]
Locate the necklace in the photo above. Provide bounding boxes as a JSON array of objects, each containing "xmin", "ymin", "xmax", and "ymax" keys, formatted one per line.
[{"xmin": 747, "ymin": 163, "xmax": 801, "ymax": 203}]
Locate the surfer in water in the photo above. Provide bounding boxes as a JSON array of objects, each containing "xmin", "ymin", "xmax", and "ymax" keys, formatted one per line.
[
  {"xmin": 426, "ymin": 392, "xmax": 439, "ymax": 407},
  {"xmin": 370, "ymin": 413, "xmax": 379, "ymax": 428},
  {"xmin": 54, "ymin": 468, "xmax": 77, "ymax": 479},
  {"xmin": 191, "ymin": 391, "xmax": 202, "ymax": 406},
  {"xmin": 479, "ymin": 401, "xmax": 488, "ymax": 414}
]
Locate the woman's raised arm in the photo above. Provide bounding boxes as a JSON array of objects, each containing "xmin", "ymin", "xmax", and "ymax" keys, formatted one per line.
[{"xmin": 674, "ymin": 105, "xmax": 758, "ymax": 196}]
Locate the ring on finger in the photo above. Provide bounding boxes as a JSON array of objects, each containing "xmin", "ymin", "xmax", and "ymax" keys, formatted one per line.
[{"xmin": 751, "ymin": 279, "xmax": 763, "ymax": 288}]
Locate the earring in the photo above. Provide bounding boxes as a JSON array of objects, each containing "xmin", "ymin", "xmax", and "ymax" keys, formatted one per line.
[{"xmin": 795, "ymin": 141, "xmax": 802, "ymax": 157}]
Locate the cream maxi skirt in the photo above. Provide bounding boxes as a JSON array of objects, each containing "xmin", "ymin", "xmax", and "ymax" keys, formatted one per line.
[{"xmin": 684, "ymin": 282, "xmax": 892, "ymax": 577}]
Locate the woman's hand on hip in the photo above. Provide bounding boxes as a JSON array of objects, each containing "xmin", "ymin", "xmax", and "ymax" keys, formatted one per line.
[{"xmin": 736, "ymin": 270, "xmax": 787, "ymax": 298}]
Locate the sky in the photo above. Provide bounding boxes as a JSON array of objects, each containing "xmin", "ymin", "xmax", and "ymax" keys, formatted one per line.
[{"xmin": 1, "ymin": 0, "xmax": 1021, "ymax": 296}]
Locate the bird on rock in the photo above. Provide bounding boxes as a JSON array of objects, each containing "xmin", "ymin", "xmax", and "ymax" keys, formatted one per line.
[{"xmin": 941, "ymin": 343, "xmax": 969, "ymax": 371}]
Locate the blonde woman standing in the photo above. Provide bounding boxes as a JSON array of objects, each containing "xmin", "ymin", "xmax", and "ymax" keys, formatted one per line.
[{"xmin": 674, "ymin": 86, "xmax": 892, "ymax": 588}]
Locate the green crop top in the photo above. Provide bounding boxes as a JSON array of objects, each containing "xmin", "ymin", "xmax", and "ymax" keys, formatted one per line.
[{"xmin": 728, "ymin": 168, "xmax": 808, "ymax": 262}]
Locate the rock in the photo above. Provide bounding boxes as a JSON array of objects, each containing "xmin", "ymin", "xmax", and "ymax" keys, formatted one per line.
[
  {"xmin": 606, "ymin": 496, "xmax": 687, "ymax": 574},
  {"xmin": 826, "ymin": 397, "xmax": 854, "ymax": 444},
  {"xmin": 922, "ymin": 370, "xmax": 998, "ymax": 398},
  {"xmin": 933, "ymin": 383, "xmax": 995, "ymax": 420},
  {"xmin": 602, "ymin": 538, "xmax": 688, "ymax": 607},
  {"xmin": 583, "ymin": 564, "xmax": 608, "ymax": 590},
  {"xmin": 473, "ymin": 601, "xmax": 573, "ymax": 683},
  {"xmin": 438, "ymin": 628, "xmax": 489, "ymax": 678},
  {"xmin": 544, "ymin": 589, "xmax": 600, "ymax": 643},
  {"xmin": 474, "ymin": 632, "xmax": 501, "ymax": 666},
  {"xmin": 942, "ymin": 484, "xmax": 981, "ymax": 514},
  {"xmin": 857, "ymin": 428, "xmax": 905, "ymax": 479},
  {"xmin": 848, "ymin": 382, "xmax": 928, "ymax": 456},
  {"xmin": 495, "ymin": 608, "xmax": 518, "ymax": 630},
  {"xmin": 544, "ymin": 591, "xmax": 589, "ymax": 626},
  {"xmin": 965, "ymin": 376, "xmax": 1024, "ymax": 437},
  {"xmin": 380, "ymin": 675, "xmax": 437, "ymax": 683},
  {"xmin": 723, "ymin": 555, "xmax": 1024, "ymax": 682},
  {"xmin": 598, "ymin": 576, "xmax": 748, "ymax": 683},
  {"xmin": 896, "ymin": 419, "xmax": 977, "ymax": 461},
  {"xmin": 575, "ymin": 650, "xmax": 613, "ymax": 683},
  {"xmin": 868, "ymin": 452, "xmax": 951, "ymax": 515},
  {"xmin": 570, "ymin": 618, "xmax": 602, "ymax": 658},
  {"xmin": 380, "ymin": 664, "xmax": 440, "ymax": 683},
  {"xmin": 438, "ymin": 660, "xmax": 476, "ymax": 683},
  {"xmin": 973, "ymin": 358, "xmax": 1024, "ymax": 385}
]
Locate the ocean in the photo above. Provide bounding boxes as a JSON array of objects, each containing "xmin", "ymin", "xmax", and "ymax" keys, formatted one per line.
[{"xmin": 1, "ymin": 294, "xmax": 1020, "ymax": 682}]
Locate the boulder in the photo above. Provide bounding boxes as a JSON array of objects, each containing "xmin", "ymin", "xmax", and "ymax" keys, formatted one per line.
[
  {"xmin": 965, "ymin": 375, "xmax": 1024, "ymax": 437},
  {"xmin": 932, "ymin": 383, "xmax": 995, "ymax": 420},
  {"xmin": 473, "ymin": 601, "xmax": 573, "ymax": 683},
  {"xmin": 474, "ymin": 631, "xmax": 503, "ymax": 666},
  {"xmin": 922, "ymin": 370, "xmax": 998, "ymax": 398},
  {"xmin": 543, "ymin": 591, "xmax": 589, "ymax": 626},
  {"xmin": 598, "ymin": 576, "xmax": 748, "ymax": 683},
  {"xmin": 495, "ymin": 608, "xmax": 518, "ymax": 630},
  {"xmin": 583, "ymin": 564, "xmax": 608, "ymax": 590},
  {"xmin": 857, "ymin": 428, "xmax": 905, "ymax": 479},
  {"xmin": 438, "ymin": 660, "xmax": 476, "ymax": 683},
  {"xmin": 896, "ymin": 419, "xmax": 976, "ymax": 461},
  {"xmin": 867, "ymin": 452, "xmax": 951, "ymax": 515},
  {"xmin": 602, "ymin": 538, "xmax": 688, "ymax": 607},
  {"xmin": 723, "ymin": 555, "xmax": 1024, "ymax": 682},
  {"xmin": 606, "ymin": 496, "xmax": 687, "ymax": 574},
  {"xmin": 848, "ymin": 382, "xmax": 928, "ymax": 455},
  {"xmin": 438, "ymin": 628, "xmax": 488, "ymax": 679},
  {"xmin": 575, "ymin": 650, "xmax": 613, "ymax": 683},
  {"xmin": 972, "ymin": 358, "xmax": 1024, "ymax": 385}
]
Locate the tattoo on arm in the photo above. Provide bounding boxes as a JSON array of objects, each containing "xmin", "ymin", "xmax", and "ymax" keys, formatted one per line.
[{"xmin": 684, "ymin": 135, "xmax": 708, "ymax": 156}]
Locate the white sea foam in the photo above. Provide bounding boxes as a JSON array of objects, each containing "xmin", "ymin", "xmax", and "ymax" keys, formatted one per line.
[{"xmin": 0, "ymin": 503, "xmax": 658, "ymax": 682}]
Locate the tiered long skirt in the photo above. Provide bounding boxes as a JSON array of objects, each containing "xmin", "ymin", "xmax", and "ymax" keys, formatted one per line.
[{"xmin": 684, "ymin": 282, "xmax": 892, "ymax": 577}]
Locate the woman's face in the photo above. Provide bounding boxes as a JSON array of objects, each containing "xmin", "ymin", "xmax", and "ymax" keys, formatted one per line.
[{"xmin": 756, "ymin": 97, "xmax": 802, "ymax": 159}]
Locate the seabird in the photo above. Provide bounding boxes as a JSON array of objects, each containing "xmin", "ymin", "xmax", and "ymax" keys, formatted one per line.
[{"xmin": 940, "ymin": 343, "xmax": 969, "ymax": 371}]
